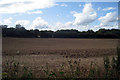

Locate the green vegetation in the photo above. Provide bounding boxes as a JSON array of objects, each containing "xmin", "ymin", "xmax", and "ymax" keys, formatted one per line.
[{"xmin": 1, "ymin": 24, "xmax": 120, "ymax": 38}]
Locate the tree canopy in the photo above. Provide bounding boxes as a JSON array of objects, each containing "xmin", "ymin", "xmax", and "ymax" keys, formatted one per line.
[{"xmin": 1, "ymin": 24, "xmax": 120, "ymax": 38}]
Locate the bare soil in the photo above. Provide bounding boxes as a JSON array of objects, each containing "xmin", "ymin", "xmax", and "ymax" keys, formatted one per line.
[
  {"xmin": 2, "ymin": 38, "xmax": 118, "ymax": 57},
  {"xmin": 2, "ymin": 38, "xmax": 119, "ymax": 77}
]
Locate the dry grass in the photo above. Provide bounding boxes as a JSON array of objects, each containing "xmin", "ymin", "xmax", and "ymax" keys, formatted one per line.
[
  {"xmin": 2, "ymin": 38, "xmax": 119, "ymax": 78},
  {"xmin": 2, "ymin": 54, "xmax": 117, "ymax": 78}
]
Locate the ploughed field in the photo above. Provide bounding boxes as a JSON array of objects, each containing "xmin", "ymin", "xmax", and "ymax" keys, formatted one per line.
[
  {"xmin": 2, "ymin": 38, "xmax": 118, "ymax": 57},
  {"xmin": 2, "ymin": 38, "xmax": 119, "ymax": 78}
]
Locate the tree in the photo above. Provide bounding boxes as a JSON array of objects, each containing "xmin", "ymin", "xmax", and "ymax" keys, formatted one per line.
[
  {"xmin": 1, "ymin": 25, "xmax": 8, "ymax": 28},
  {"xmin": 2, "ymin": 26, "xmax": 120, "ymax": 38}
]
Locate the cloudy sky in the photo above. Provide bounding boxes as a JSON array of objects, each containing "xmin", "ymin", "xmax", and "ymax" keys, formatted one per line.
[{"xmin": 0, "ymin": 0, "xmax": 119, "ymax": 31}]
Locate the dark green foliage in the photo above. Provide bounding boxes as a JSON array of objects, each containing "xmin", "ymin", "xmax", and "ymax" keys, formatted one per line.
[{"xmin": 2, "ymin": 25, "xmax": 120, "ymax": 38}]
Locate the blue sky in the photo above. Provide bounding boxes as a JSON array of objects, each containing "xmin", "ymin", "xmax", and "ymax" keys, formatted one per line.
[{"xmin": 0, "ymin": 0, "xmax": 118, "ymax": 31}]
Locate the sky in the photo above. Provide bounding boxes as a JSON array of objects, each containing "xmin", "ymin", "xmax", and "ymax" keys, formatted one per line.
[{"xmin": 0, "ymin": 0, "xmax": 119, "ymax": 31}]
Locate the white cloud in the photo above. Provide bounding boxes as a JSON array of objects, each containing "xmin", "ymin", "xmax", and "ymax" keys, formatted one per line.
[
  {"xmin": 27, "ymin": 10, "xmax": 42, "ymax": 14},
  {"xmin": 103, "ymin": 7, "xmax": 116, "ymax": 11},
  {"xmin": 98, "ymin": 12, "xmax": 117, "ymax": 26},
  {"xmin": 67, "ymin": 22, "xmax": 89, "ymax": 31},
  {"xmin": 93, "ymin": 23, "xmax": 118, "ymax": 31},
  {"xmin": 53, "ymin": 21, "xmax": 89, "ymax": 31},
  {"xmin": 31, "ymin": 17, "xmax": 49, "ymax": 29},
  {"xmin": 3, "ymin": 17, "xmax": 13, "ymax": 25},
  {"xmin": 65, "ymin": 21, "xmax": 73, "ymax": 27},
  {"xmin": 73, "ymin": 3, "xmax": 97, "ymax": 25},
  {"xmin": 61, "ymin": 3, "xmax": 67, "ymax": 7},
  {"xmin": 50, "ymin": 22, "xmax": 73, "ymax": 30},
  {"xmin": 77, "ymin": 25, "xmax": 89, "ymax": 31},
  {"xmin": 24, "ymin": 15, "xmax": 89, "ymax": 31},
  {"xmin": 78, "ymin": 4, "xmax": 82, "ymax": 7},
  {"xmin": 15, "ymin": 20, "xmax": 30, "ymax": 27},
  {"xmin": 0, "ymin": 0, "xmax": 56, "ymax": 13},
  {"xmin": 70, "ymin": 11, "xmax": 77, "ymax": 14},
  {"xmin": 91, "ymin": 25, "xmax": 100, "ymax": 31},
  {"xmin": 0, "ymin": 21, "xmax": 2, "ymax": 24},
  {"xmin": 92, "ymin": 12, "xmax": 118, "ymax": 31},
  {"xmin": 30, "ymin": 17, "xmax": 70, "ymax": 31},
  {"xmin": 54, "ymin": 22, "xmax": 65, "ymax": 30},
  {"xmin": 97, "ymin": 7, "xmax": 101, "ymax": 11},
  {"xmin": 27, "ymin": 3, "xmax": 95, "ymax": 31},
  {"xmin": 56, "ymin": 14, "xmax": 60, "ymax": 17},
  {"xmin": 53, "ymin": 3, "xmax": 96, "ymax": 31}
]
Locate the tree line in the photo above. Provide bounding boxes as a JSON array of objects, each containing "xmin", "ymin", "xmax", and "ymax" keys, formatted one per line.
[{"xmin": 1, "ymin": 24, "xmax": 120, "ymax": 38}]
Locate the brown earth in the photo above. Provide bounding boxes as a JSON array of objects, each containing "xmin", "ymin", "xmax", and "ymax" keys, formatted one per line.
[
  {"xmin": 2, "ymin": 38, "xmax": 118, "ymax": 57},
  {"xmin": 2, "ymin": 38, "xmax": 119, "ymax": 77}
]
